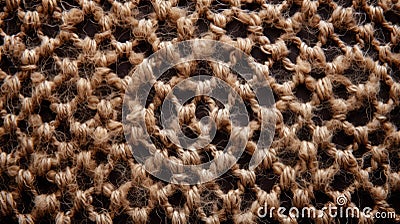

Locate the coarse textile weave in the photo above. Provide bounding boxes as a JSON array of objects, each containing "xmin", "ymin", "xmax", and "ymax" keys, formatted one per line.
[{"xmin": 0, "ymin": 0, "xmax": 400, "ymax": 223}]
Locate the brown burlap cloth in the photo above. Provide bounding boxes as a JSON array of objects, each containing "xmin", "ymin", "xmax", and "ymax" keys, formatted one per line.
[{"xmin": 0, "ymin": 0, "xmax": 400, "ymax": 223}]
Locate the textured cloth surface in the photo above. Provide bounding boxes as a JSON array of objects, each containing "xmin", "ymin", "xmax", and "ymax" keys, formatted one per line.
[{"xmin": 0, "ymin": 0, "xmax": 400, "ymax": 223}]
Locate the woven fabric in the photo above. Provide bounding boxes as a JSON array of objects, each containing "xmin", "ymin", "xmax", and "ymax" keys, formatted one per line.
[{"xmin": 0, "ymin": 0, "xmax": 400, "ymax": 223}]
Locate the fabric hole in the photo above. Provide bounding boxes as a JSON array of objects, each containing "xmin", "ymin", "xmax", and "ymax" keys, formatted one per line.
[
  {"xmin": 16, "ymin": 189, "xmax": 35, "ymax": 214},
  {"xmin": 75, "ymin": 15, "xmax": 100, "ymax": 39},
  {"xmin": 0, "ymin": 172, "xmax": 16, "ymax": 192},
  {"xmin": 181, "ymin": 124, "xmax": 199, "ymax": 139},
  {"xmin": 240, "ymin": 188, "xmax": 257, "ymax": 210},
  {"xmin": 390, "ymin": 65, "xmax": 400, "ymax": 83},
  {"xmin": 99, "ymin": 0, "xmax": 112, "ymax": 11},
  {"xmin": 133, "ymin": 40, "xmax": 153, "ymax": 57},
  {"xmin": 378, "ymin": 81, "xmax": 391, "ymax": 103},
  {"xmin": 317, "ymin": 3, "xmax": 333, "ymax": 20},
  {"xmin": 352, "ymin": 144, "xmax": 369, "ymax": 158},
  {"xmin": 35, "ymin": 176, "xmax": 58, "ymax": 194},
  {"xmin": 211, "ymin": 129, "xmax": 229, "ymax": 151},
  {"xmin": 362, "ymin": 42, "xmax": 379, "ymax": 61},
  {"xmin": 24, "ymin": 29, "xmax": 41, "ymax": 48},
  {"xmin": 55, "ymin": 81, "xmax": 77, "ymax": 103},
  {"xmin": 330, "ymin": 170, "xmax": 354, "ymax": 191},
  {"xmin": 78, "ymin": 62, "xmax": 95, "ymax": 78},
  {"xmin": 335, "ymin": 0, "xmax": 353, "ymax": 8},
  {"xmin": 346, "ymin": 102, "xmax": 376, "ymax": 127},
  {"xmin": 94, "ymin": 150, "xmax": 108, "ymax": 165},
  {"xmin": 22, "ymin": 0, "xmax": 41, "ymax": 10},
  {"xmin": 148, "ymin": 206, "xmax": 170, "ymax": 224},
  {"xmin": 368, "ymin": 129, "xmax": 386, "ymax": 146},
  {"xmin": 318, "ymin": 148, "xmax": 335, "ymax": 168},
  {"xmin": 251, "ymin": 45, "xmax": 269, "ymax": 64},
  {"xmin": 112, "ymin": 214, "xmax": 133, "ymax": 224},
  {"xmin": 76, "ymin": 170, "xmax": 93, "ymax": 190},
  {"xmin": 0, "ymin": 215, "xmax": 17, "ymax": 224},
  {"xmin": 71, "ymin": 210, "xmax": 94, "ymax": 224},
  {"xmin": 0, "ymin": 55, "xmax": 18, "ymax": 75},
  {"xmin": 337, "ymin": 28, "xmax": 357, "ymax": 46},
  {"xmin": 156, "ymin": 20, "xmax": 178, "ymax": 41},
  {"xmin": 242, "ymin": 2, "xmax": 261, "ymax": 11},
  {"xmin": 374, "ymin": 26, "xmax": 391, "ymax": 45},
  {"xmin": 384, "ymin": 10, "xmax": 400, "ymax": 25},
  {"xmin": 127, "ymin": 186, "xmax": 149, "ymax": 207},
  {"xmin": 284, "ymin": 3, "xmax": 301, "ymax": 17},
  {"xmin": 255, "ymin": 169, "xmax": 279, "ymax": 193},
  {"xmin": 5, "ymin": 96, "xmax": 21, "ymax": 114},
  {"xmin": 313, "ymin": 190, "xmax": 331, "ymax": 209},
  {"xmin": 267, "ymin": 0, "xmax": 282, "ymax": 4},
  {"xmin": 168, "ymin": 190, "xmax": 185, "ymax": 208},
  {"xmin": 200, "ymin": 190, "xmax": 223, "ymax": 217},
  {"xmin": 18, "ymin": 155, "xmax": 31, "ymax": 170},
  {"xmin": 210, "ymin": 0, "xmax": 230, "ymax": 12},
  {"xmin": 199, "ymin": 148, "xmax": 214, "ymax": 164},
  {"xmin": 294, "ymin": 84, "xmax": 312, "ymax": 103},
  {"xmin": 244, "ymin": 100, "xmax": 258, "ymax": 121},
  {"xmin": 54, "ymin": 40, "xmax": 80, "ymax": 59},
  {"xmin": 343, "ymin": 66, "xmax": 370, "ymax": 84},
  {"xmin": 369, "ymin": 167, "xmax": 386, "ymax": 186},
  {"xmin": 177, "ymin": 0, "xmax": 195, "ymax": 13},
  {"xmin": 387, "ymin": 191, "xmax": 400, "ymax": 215},
  {"xmin": 0, "ymin": 133, "xmax": 18, "ymax": 154},
  {"xmin": 195, "ymin": 15, "xmax": 210, "ymax": 36},
  {"xmin": 263, "ymin": 25, "xmax": 284, "ymax": 43},
  {"xmin": 74, "ymin": 103, "xmax": 96, "ymax": 123},
  {"xmin": 286, "ymin": 41, "xmax": 299, "ymax": 62},
  {"xmin": 60, "ymin": 0, "xmax": 80, "ymax": 10},
  {"xmin": 236, "ymin": 150, "xmax": 252, "ymax": 169},
  {"xmin": 113, "ymin": 25, "xmax": 133, "ymax": 43},
  {"xmin": 98, "ymin": 38, "xmax": 112, "ymax": 51},
  {"xmin": 362, "ymin": 154, "xmax": 372, "ymax": 169},
  {"xmin": 310, "ymin": 68, "xmax": 326, "ymax": 80},
  {"xmin": 279, "ymin": 190, "xmax": 293, "ymax": 216},
  {"xmin": 389, "ymin": 149, "xmax": 400, "ymax": 172},
  {"xmin": 270, "ymin": 61, "xmax": 292, "ymax": 83},
  {"xmin": 297, "ymin": 27, "xmax": 319, "ymax": 46},
  {"xmin": 278, "ymin": 149, "xmax": 298, "ymax": 167},
  {"xmin": 226, "ymin": 18, "xmax": 248, "ymax": 38},
  {"xmin": 332, "ymin": 82, "xmax": 349, "ymax": 99},
  {"xmin": 109, "ymin": 56, "xmax": 132, "ymax": 78},
  {"xmin": 312, "ymin": 101, "xmax": 332, "ymax": 126},
  {"xmin": 195, "ymin": 100, "xmax": 210, "ymax": 120},
  {"xmin": 354, "ymin": 8, "xmax": 372, "ymax": 24},
  {"xmin": 55, "ymin": 120, "xmax": 72, "ymax": 142},
  {"xmin": 136, "ymin": 0, "xmax": 154, "ymax": 20},
  {"xmin": 215, "ymin": 170, "xmax": 239, "ymax": 193},
  {"xmin": 332, "ymin": 130, "xmax": 353, "ymax": 149},
  {"xmin": 91, "ymin": 193, "xmax": 111, "ymax": 213},
  {"xmin": 3, "ymin": 13, "xmax": 21, "ymax": 36},
  {"xmin": 38, "ymin": 56, "xmax": 59, "ymax": 80},
  {"xmin": 351, "ymin": 189, "xmax": 374, "ymax": 209},
  {"xmin": 20, "ymin": 77, "xmax": 32, "ymax": 97},
  {"xmin": 297, "ymin": 125, "xmax": 312, "ymax": 141},
  {"xmin": 323, "ymin": 38, "xmax": 342, "ymax": 62},
  {"xmin": 281, "ymin": 109, "xmax": 296, "ymax": 126},
  {"xmin": 92, "ymin": 83, "xmax": 120, "ymax": 99}
]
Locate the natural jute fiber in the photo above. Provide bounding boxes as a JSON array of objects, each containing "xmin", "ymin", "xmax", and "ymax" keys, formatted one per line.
[{"xmin": 0, "ymin": 0, "xmax": 400, "ymax": 223}]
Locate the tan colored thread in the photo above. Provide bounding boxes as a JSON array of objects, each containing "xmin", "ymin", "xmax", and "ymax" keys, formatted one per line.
[{"xmin": 0, "ymin": 0, "xmax": 399, "ymax": 223}]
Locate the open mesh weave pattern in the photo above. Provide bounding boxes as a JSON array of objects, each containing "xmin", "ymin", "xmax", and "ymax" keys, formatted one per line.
[{"xmin": 0, "ymin": 0, "xmax": 400, "ymax": 223}]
